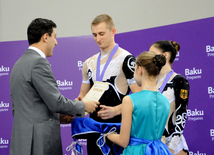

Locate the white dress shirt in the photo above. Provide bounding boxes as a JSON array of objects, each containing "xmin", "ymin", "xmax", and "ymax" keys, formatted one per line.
[{"xmin": 28, "ymin": 46, "xmax": 46, "ymax": 58}]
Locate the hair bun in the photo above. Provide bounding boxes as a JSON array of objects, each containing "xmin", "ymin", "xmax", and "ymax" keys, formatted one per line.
[{"xmin": 153, "ymin": 54, "xmax": 166, "ymax": 67}]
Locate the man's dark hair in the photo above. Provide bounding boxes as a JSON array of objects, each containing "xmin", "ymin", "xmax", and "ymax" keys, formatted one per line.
[{"xmin": 27, "ymin": 18, "xmax": 57, "ymax": 45}]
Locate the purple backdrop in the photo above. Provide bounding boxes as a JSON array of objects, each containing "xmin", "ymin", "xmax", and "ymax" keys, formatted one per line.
[{"xmin": 0, "ymin": 17, "xmax": 213, "ymax": 155}]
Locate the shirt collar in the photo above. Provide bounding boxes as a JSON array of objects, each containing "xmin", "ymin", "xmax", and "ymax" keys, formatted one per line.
[{"xmin": 28, "ymin": 46, "xmax": 46, "ymax": 58}]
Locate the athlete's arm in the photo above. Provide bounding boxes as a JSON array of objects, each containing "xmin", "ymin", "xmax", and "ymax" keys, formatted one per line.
[{"xmin": 77, "ymin": 83, "xmax": 91, "ymax": 101}]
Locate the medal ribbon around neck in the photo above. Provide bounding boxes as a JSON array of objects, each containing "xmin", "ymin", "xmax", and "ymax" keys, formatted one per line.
[
  {"xmin": 96, "ymin": 43, "xmax": 119, "ymax": 81},
  {"xmin": 159, "ymin": 70, "xmax": 174, "ymax": 93}
]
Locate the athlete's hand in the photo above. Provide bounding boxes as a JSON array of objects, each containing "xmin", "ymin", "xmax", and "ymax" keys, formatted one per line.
[
  {"xmin": 75, "ymin": 96, "xmax": 82, "ymax": 101},
  {"xmin": 97, "ymin": 105, "xmax": 116, "ymax": 119}
]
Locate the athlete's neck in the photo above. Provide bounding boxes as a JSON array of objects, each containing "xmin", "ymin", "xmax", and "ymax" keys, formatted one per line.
[
  {"xmin": 159, "ymin": 63, "xmax": 172, "ymax": 76},
  {"xmin": 100, "ymin": 42, "xmax": 116, "ymax": 55}
]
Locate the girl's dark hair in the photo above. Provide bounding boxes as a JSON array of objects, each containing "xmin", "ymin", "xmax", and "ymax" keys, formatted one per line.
[
  {"xmin": 151, "ymin": 40, "xmax": 180, "ymax": 64},
  {"xmin": 136, "ymin": 51, "xmax": 166, "ymax": 76}
]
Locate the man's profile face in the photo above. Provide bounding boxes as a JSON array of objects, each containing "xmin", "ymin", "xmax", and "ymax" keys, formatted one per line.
[
  {"xmin": 91, "ymin": 22, "xmax": 114, "ymax": 51},
  {"xmin": 46, "ymin": 28, "xmax": 58, "ymax": 57}
]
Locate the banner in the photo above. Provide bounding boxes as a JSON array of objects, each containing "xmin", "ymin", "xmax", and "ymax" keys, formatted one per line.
[{"xmin": 0, "ymin": 17, "xmax": 213, "ymax": 155}]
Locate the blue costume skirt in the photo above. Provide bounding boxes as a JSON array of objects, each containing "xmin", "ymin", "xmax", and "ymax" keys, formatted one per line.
[{"xmin": 70, "ymin": 117, "xmax": 171, "ymax": 155}]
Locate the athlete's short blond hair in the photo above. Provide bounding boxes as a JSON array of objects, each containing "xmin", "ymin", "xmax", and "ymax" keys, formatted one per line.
[{"xmin": 91, "ymin": 14, "xmax": 115, "ymax": 30}]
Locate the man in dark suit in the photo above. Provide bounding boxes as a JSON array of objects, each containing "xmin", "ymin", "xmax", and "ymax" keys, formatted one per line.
[{"xmin": 9, "ymin": 18, "xmax": 99, "ymax": 155}]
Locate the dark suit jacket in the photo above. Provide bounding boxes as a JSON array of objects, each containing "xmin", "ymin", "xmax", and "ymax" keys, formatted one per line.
[{"xmin": 9, "ymin": 49, "xmax": 85, "ymax": 155}]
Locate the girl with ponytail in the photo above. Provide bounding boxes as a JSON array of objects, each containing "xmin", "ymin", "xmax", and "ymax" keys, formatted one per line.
[{"xmin": 150, "ymin": 40, "xmax": 190, "ymax": 155}]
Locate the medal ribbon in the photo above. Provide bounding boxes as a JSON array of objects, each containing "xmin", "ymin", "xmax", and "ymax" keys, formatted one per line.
[
  {"xmin": 96, "ymin": 43, "xmax": 119, "ymax": 81},
  {"xmin": 159, "ymin": 70, "xmax": 174, "ymax": 93}
]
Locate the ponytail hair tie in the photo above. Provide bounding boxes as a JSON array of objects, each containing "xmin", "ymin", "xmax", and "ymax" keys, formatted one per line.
[{"xmin": 170, "ymin": 41, "xmax": 180, "ymax": 52}]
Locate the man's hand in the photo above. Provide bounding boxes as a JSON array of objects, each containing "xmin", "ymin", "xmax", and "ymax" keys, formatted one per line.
[
  {"xmin": 60, "ymin": 114, "xmax": 74, "ymax": 124},
  {"xmin": 97, "ymin": 105, "xmax": 117, "ymax": 119},
  {"xmin": 82, "ymin": 99, "xmax": 99, "ymax": 113}
]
